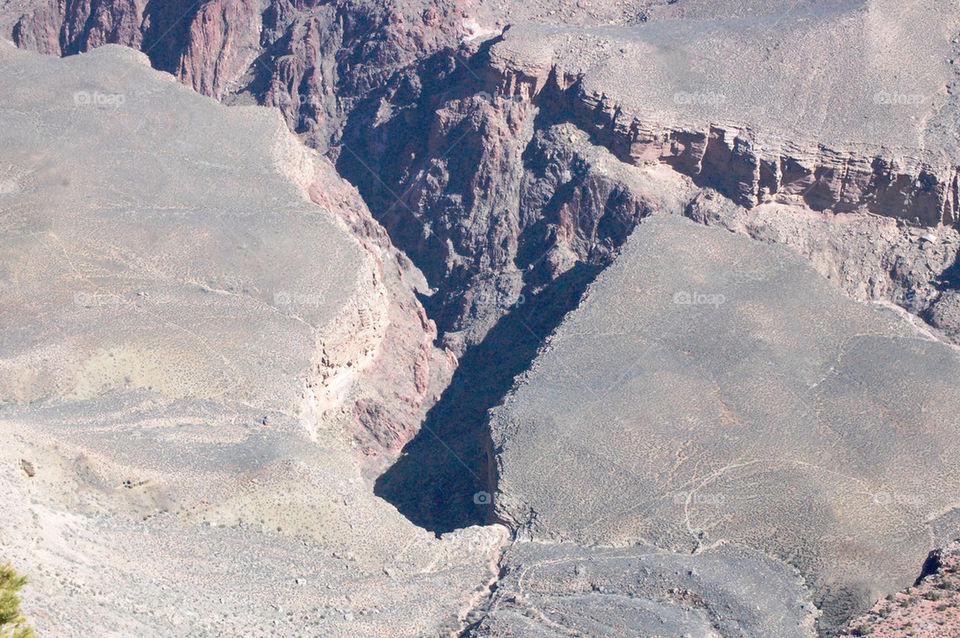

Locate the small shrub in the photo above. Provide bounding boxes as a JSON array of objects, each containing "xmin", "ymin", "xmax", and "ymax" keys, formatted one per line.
[{"xmin": 0, "ymin": 563, "xmax": 35, "ymax": 638}]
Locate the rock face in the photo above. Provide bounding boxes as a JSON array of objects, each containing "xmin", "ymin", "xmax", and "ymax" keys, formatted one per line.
[
  {"xmin": 3, "ymin": 0, "xmax": 960, "ymax": 635},
  {"xmin": 4, "ymin": 0, "xmax": 960, "ymax": 350},
  {"xmin": 302, "ymin": 156, "xmax": 454, "ymax": 458},
  {"xmin": 335, "ymin": 0, "xmax": 960, "ymax": 358},
  {"xmin": 839, "ymin": 541, "xmax": 960, "ymax": 637},
  {"xmin": 343, "ymin": 110, "xmax": 680, "ymax": 352},
  {"xmin": 487, "ymin": 215, "xmax": 960, "ymax": 633},
  {"xmin": 2, "ymin": 0, "xmax": 474, "ymax": 145},
  {"xmin": 485, "ymin": 0, "xmax": 960, "ymax": 227},
  {"xmin": 0, "ymin": 41, "xmax": 501, "ymax": 636}
]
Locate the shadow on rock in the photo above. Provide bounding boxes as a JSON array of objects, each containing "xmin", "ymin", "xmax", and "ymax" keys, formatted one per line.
[{"xmin": 375, "ymin": 263, "xmax": 602, "ymax": 534}]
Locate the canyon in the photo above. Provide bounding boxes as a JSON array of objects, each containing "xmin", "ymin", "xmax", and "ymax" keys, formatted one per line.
[{"xmin": 2, "ymin": 0, "xmax": 960, "ymax": 636}]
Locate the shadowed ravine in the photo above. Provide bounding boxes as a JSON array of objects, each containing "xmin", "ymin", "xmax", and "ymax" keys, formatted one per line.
[
  {"xmin": 6, "ymin": 0, "xmax": 960, "ymax": 634},
  {"xmin": 375, "ymin": 264, "xmax": 602, "ymax": 534}
]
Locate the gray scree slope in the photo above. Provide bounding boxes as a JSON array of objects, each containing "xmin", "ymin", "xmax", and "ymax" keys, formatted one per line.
[
  {"xmin": 0, "ymin": 41, "xmax": 505, "ymax": 637},
  {"xmin": 488, "ymin": 215, "xmax": 960, "ymax": 631},
  {"xmin": 2, "ymin": 0, "xmax": 960, "ymax": 634},
  {"xmin": 468, "ymin": 541, "xmax": 818, "ymax": 637}
]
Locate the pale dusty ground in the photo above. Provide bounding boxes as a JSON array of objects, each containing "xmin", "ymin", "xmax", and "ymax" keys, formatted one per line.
[
  {"xmin": 489, "ymin": 215, "xmax": 960, "ymax": 631},
  {"xmin": 0, "ymin": 41, "xmax": 506, "ymax": 637}
]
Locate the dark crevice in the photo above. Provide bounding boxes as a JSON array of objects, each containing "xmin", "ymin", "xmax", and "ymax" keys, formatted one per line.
[
  {"xmin": 335, "ymin": 46, "xmax": 496, "ymax": 297},
  {"xmin": 336, "ymin": 44, "xmax": 646, "ymax": 533},
  {"xmin": 936, "ymin": 251, "xmax": 960, "ymax": 290},
  {"xmin": 915, "ymin": 547, "xmax": 944, "ymax": 586},
  {"xmin": 374, "ymin": 263, "xmax": 602, "ymax": 534},
  {"xmin": 138, "ymin": 0, "xmax": 203, "ymax": 72}
]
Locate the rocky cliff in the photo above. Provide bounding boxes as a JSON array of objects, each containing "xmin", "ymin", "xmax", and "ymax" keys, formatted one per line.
[
  {"xmin": 5, "ymin": 0, "xmax": 960, "ymax": 351},
  {"xmin": 486, "ymin": 215, "xmax": 960, "ymax": 633},
  {"xmin": 839, "ymin": 541, "xmax": 960, "ymax": 637},
  {"xmin": 3, "ymin": 0, "xmax": 472, "ymax": 145},
  {"xmin": 4, "ymin": 0, "xmax": 960, "ymax": 635},
  {"xmin": 0, "ymin": 41, "xmax": 499, "ymax": 636}
]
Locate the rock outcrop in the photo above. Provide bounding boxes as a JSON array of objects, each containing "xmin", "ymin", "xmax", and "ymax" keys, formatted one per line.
[
  {"xmin": 485, "ymin": 0, "xmax": 960, "ymax": 227},
  {"xmin": 3, "ymin": 0, "xmax": 475, "ymax": 146},
  {"xmin": 0, "ymin": 41, "xmax": 500, "ymax": 636},
  {"xmin": 4, "ymin": 0, "xmax": 960, "ymax": 351},
  {"xmin": 487, "ymin": 215, "xmax": 960, "ymax": 633},
  {"xmin": 839, "ymin": 541, "xmax": 960, "ymax": 637},
  {"xmin": 489, "ymin": 59, "xmax": 960, "ymax": 227},
  {"xmin": 3, "ymin": 0, "xmax": 960, "ymax": 635},
  {"xmin": 336, "ymin": 0, "xmax": 960, "ymax": 354}
]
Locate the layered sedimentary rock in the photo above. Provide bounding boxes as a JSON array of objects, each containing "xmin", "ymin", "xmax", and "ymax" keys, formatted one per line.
[
  {"xmin": 0, "ymin": 41, "xmax": 501, "ymax": 636},
  {"xmin": 3, "ymin": 0, "xmax": 960, "ymax": 635},
  {"xmin": 485, "ymin": 0, "xmax": 960, "ymax": 226}
]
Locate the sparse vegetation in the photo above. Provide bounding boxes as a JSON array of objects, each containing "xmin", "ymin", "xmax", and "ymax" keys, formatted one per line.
[
  {"xmin": 0, "ymin": 563, "xmax": 35, "ymax": 638},
  {"xmin": 842, "ymin": 545, "xmax": 960, "ymax": 636}
]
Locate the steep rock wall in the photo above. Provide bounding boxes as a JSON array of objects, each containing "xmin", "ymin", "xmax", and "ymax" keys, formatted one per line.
[{"xmin": 486, "ymin": 57, "xmax": 960, "ymax": 227}]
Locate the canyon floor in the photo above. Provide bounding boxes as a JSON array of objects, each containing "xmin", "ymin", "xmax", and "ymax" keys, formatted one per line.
[{"xmin": 1, "ymin": 1, "xmax": 960, "ymax": 637}]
